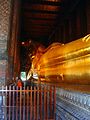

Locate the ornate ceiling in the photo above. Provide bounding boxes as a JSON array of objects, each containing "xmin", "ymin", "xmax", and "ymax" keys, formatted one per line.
[{"xmin": 21, "ymin": 0, "xmax": 65, "ymax": 46}]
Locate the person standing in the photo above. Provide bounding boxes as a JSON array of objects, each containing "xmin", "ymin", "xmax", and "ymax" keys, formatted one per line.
[{"xmin": 17, "ymin": 78, "xmax": 23, "ymax": 88}]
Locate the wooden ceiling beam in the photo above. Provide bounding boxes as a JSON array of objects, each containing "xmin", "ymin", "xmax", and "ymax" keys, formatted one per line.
[
  {"xmin": 23, "ymin": 19, "xmax": 56, "ymax": 24},
  {"xmin": 22, "ymin": 20, "xmax": 56, "ymax": 26},
  {"xmin": 22, "ymin": 35, "xmax": 48, "ymax": 40},
  {"xmin": 22, "ymin": 35, "xmax": 47, "ymax": 39},
  {"xmin": 22, "ymin": 27, "xmax": 54, "ymax": 33},
  {"xmin": 23, "ymin": 12, "xmax": 58, "ymax": 19},
  {"xmin": 23, "ymin": 25, "xmax": 54, "ymax": 30},
  {"xmin": 23, "ymin": 32, "xmax": 50, "ymax": 37},
  {"xmin": 21, "ymin": 16, "xmax": 56, "ymax": 21},
  {"xmin": 22, "ymin": 0, "xmax": 62, "ymax": 6},
  {"xmin": 23, "ymin": 4, "xmax": 60, "ymax": 12},
  {"xmin": 23, "ymin": 9, "xmax": 59, "ymax": 14},
  {"xmin": 22, "ymin": 25, "xmax": 55, "ymax": 29},
  {"xmin": 23, "ymin": 30, "xmax": 51, "ymax": 34}
]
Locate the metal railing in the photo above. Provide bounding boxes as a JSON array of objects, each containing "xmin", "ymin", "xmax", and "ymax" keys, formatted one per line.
[{"xmin": 0, "ymin": 85, "xmax": 56, "ymax": 120}]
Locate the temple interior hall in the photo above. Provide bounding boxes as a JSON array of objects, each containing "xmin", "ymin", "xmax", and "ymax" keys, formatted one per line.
[{"xmin": 0, "ymin": 0, "xmax": 90, "ymax": 119}]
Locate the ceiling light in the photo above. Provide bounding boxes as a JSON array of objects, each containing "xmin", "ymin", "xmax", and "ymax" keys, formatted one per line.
[{"xmin": 22, "ymin": 42, "xmax": 24, "ymax": 45}]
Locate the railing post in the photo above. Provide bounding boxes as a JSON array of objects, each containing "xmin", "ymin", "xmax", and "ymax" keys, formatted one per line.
[
  {"xmin": 23, "ymin": 86, "xmax": 25, "ymax": 120},
  {"xmin": 40, "ymin": 86, "xmax": 42, "ymax": 120},
  {"xmin": 34, "ymin": 86, "xmax": 36, "ymax": 120},
  {"xmin": 9, "ymin": 86, "xmax": 11, "ymax": 120},
  {"xmin": 30, "ymin": 86, "xmax": 32, "ymax": 120},
  {"xmin": 16, "ymin": 86, "xmax": 18, "ymax": 120},
  {"xmin": 12, "ymin": 86, "xmax": 15, "ymax": 120},
  {"xmin": 5, "ymin": 86, "xmax": 7, "ymax": 120},
  {"xmin": 37, "ymin": 86, "xmax": 39, "ymax": 120},
  {"xmin": 26, "ymin": 86, "xmax": 29, "ymax": 120},
  {"xmin": 44, "ymin": 86, "xmax": 47, "ymax": 119},
  {"xmin": 49, "ymin": 86, "xmax": 53, "ymax": 119},
  {"xmin": 20, "ymin": 87, "xmax": 22, "ymax": 120},
  {"xmin": 54, "ymin": 86, "xmax": 56, "ymax": 120}
]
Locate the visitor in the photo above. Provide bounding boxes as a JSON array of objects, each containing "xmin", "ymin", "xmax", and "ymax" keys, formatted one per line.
[{"xmin": 17, "ymin": 78, "xmax": 23, "ymax": 88}]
